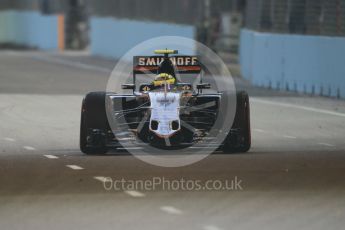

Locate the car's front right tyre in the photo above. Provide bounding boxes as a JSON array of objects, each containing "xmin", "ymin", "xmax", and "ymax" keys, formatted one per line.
[{"xmin": 80, "ymin": 92, "xmax": 109, "ymax": 155}]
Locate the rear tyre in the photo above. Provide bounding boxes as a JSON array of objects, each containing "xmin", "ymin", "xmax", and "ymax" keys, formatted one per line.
[
  {"xmin": 80, "ymin": 92, "xmax": 109, "ymax": 155},
  {"xmin": 222, "ymin": 91, "xmax": 251, "ymax": 153}
]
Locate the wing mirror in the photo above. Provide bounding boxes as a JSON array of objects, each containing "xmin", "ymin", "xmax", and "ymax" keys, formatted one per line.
[
  {"xmin": 121, "ymin": 84, "xmax": 135, "ymax": 90},
  {"xmin": 196, "ymin": 83, "xmax": 211, "ymax": 89}
]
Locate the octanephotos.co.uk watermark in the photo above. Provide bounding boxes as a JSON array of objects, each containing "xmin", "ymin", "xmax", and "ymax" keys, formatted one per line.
[{"xmin": 101, "ymin": 176, "xmax": 244, "ymax": 191}]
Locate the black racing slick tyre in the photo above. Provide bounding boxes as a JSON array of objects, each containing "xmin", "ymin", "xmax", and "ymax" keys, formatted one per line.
[
  {"xmin": 222, "ymin": 91, "xmax": 251, "ymax": 153},
  {"xmin": 80, "ymin": 92, "xmax": 109, "ymax": 155}
]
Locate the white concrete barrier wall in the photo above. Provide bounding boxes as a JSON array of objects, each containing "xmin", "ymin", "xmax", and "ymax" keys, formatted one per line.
[
  {"xmin": 90, "ymin": 16, "xmax": 195, "ymax": 59},
  {"xmin": 240, "ymin": 29, "xmax": 345, "ymax": 98},
  {"xmin": 0, "ymin": 10, "xmax": 58, "ymax": 50}
]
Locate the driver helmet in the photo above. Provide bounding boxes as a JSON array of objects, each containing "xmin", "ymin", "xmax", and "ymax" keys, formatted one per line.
[{"xmin": 153, "ymin": 73, "xmax": 176, "ymax": 87}]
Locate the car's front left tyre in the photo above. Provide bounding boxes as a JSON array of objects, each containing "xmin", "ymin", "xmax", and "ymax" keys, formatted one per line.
[{"xmin": 222, "ymin": 91, "xmax": 251, "ymax": 153}]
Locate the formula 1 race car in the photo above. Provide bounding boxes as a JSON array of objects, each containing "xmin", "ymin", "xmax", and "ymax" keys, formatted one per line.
[{"xmin": 80, "ymin": 49, "xmax": 251, "ymax": 154}]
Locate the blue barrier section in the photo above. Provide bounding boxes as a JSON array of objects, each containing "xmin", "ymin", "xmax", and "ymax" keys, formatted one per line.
[
  {"xmin": 90, "ymin": 17, "xmax": 195, "ymax": 59},
  {"xmin": 240, "ymin": 29, "xmax": 345, "ymax": 98},
  {"xmin": 0, "ymin": 10, "xmax": 58, "ymax": 50}
]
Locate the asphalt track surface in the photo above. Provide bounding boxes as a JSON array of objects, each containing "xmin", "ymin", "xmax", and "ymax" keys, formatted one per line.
[{"xmin": 1, "ymin": 51, "xmax": 345, "ymax": 230}]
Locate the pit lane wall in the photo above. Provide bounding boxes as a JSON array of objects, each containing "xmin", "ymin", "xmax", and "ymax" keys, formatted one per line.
[
  {"xmin": 0, "ymin": 10, "xmax": 59, "ymax": 50},
  {"xmin": 239, "ymin": 29, "xmax": 345, "ymax": 98},
  {"xmin": 90, "ymin": 16, "xmax": 195, "ymax": 59}
]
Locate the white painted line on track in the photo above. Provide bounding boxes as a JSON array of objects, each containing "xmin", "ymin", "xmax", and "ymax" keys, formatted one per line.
[
  {"xmin": 317, "ymin": 142, "xmax": 335, "ymax": 147},
  {"xmin": 4, "ymin": 137, "xmax": 15, "ymax": 142},
  {"xmin": 203, "ymin": 225, "xmax": 223, "ymax": 230},
  {"xmin": 160, "ymin": 206, "xmax": 183, "ymax": 215},
  {"xmin": 66, "ymin": 165, "xmax": 84, "ymax": 170},
  {"xmin": 44, "ymin": 154, "xmax": 59, "ymax": 159},
  {"xmin": 23, "ymin": 146, "xmax": 36, "ymax": 151},
  {"xmin": 124, "ymin": 190, "xmax": 146, "ymax": 197},
  {"xmin": 6, "ymin": 51, "xmax": 111, "ymax": 73},
  {"xmin": 253, "ymin": 128, "xmax": 266, "ymax": 133},
  {"xmin": 30, "ymin": 55, "xmax": 111, "ymax": 73},
  {"xmin": 94, "ymin": 176, "xmax": 110, "ymax": 183},
  {"xmin": 252, "ymin": 98, "xmax": 345, "ymax": 118},
  {"xmin": 283, "ymin": 135, "xmax": 297, "ymax": 139}
]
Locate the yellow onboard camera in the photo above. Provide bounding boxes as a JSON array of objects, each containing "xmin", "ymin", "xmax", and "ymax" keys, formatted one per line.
[{"xmin": 154, "ymin": 49, "xmax": 178, "ymax": 55}]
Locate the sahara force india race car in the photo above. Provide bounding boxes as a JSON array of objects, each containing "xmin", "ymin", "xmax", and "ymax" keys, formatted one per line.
[{"xmin": 80, "ymin": 49, "xmax": 251, "ymax": 154}]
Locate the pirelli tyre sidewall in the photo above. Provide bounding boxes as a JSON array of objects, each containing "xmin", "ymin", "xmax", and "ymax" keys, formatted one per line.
[{"xmin": 80, "ymin": 92, "xmax": 109, "ymax": 155}]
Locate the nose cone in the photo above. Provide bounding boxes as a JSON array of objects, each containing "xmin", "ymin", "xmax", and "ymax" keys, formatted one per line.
[{"xmin": 149, "ymin": 92, "xmax": 181, "ymax": 138}]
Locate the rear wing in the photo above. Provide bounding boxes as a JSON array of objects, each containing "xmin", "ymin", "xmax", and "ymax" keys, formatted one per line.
[{"xmin": 133, "ymin": 56, "xmax": 201, "ymax": 74}]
